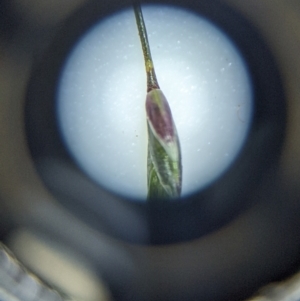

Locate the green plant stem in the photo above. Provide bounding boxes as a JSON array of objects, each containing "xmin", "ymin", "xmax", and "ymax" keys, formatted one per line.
[{"xmin": 133, "ymin": 2, "xmax": 160, "ymax": 92}]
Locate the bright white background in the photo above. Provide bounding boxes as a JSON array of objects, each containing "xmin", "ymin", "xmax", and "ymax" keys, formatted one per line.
[{"xmin": 58, "ymin": 5, "xmax": 253, "ymax": 200}]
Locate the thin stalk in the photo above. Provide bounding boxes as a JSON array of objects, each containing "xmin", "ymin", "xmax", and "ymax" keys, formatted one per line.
[{"xmin": 133, "ymin": 2, "xmax": 159, "ymax": 92}]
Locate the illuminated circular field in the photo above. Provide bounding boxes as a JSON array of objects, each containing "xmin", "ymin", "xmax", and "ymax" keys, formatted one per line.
[{"xmin": 57, "ymin": 5, "xmax": 253, "ymax": 200}]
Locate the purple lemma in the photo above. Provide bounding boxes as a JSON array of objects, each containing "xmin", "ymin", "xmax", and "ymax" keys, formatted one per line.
[
  {"xmin": 146, "ymin": 89, "xmax": 180, "ymax": 161},
  {"xmin": 146, "ymin": 89, "xmax": 175, "ymax": 141}
]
